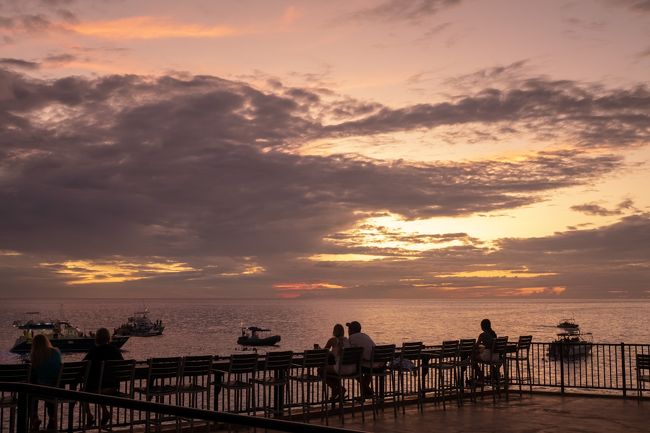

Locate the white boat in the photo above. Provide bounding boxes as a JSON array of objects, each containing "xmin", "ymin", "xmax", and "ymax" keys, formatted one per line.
[{"xmin": 114, "ymin": 309, "xmax": 164, "ymax": 337}]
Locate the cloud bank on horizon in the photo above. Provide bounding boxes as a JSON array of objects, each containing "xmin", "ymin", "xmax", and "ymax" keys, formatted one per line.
[{"xmin": 0, "ymin": 0, "xmax": 648, "ymax": 298}]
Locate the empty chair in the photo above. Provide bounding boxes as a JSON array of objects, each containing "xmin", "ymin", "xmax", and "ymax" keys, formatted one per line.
[
  {"xmin": 390, "ymin": 342, "xmax": 423, "ymax": 413},
  {"xmin": 251, "ymin": 351, "xmax": 293, "ymax": 418},
  {"xmin": 288, "ymin": 349, "xmax": 329, "ymax": 423},
  {"xmin": 637, "ymin": 354, "xmax": 650, "ymax": 402},
  {"xmin": 0, "ymin": 363, "xmax": 31, "ymax": 433},
  {"xmin": 326, "ymin": 346, "xmax": 364, "ymax": 424},
  {"xmin": 456, "ymin": 338, "xmax": 477, "ymax": 403},
  {"xmin": 97, "ymin": 359, "xmax": 137, "ymax": 432},
  {"xmin": 506, "ymin": 336, "xmax": 533, "ymax": 395},
  {"xmin": 135, "ymin": 357, "xmax": 182, "ymax": 433},
  {"xmin": 428, "ymin": 340, "xmax": 460, "ymax": 410},
  {"xmin": 219, "ymin": 353, "xmax": 258, "ymax": 414},
  {"xmin": 54, "ymin": 361, "xmax": 90, "ymax": 433},
  {"xmin": 178, "ymin": 356, "xmax": 213, "ymax": 410},
  {"xmin": 364, "ymin": 344, "xmax": 396, "ymax": 418}
]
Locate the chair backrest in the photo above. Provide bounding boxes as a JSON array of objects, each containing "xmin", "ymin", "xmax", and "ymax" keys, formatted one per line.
[
  {"xmin": 401, "ymin": 342, "xmax": 423, "ymax": 360},
  {"xmin": 516, "ymin": 335, "xmax": 533, "ymax": 351},
  {"xmin": 58, "ymin": 361, "xmax": 89, "ymax": 390},
  {"xmin": 459, "ymin": 339, "xmax": 476, "ymax": 357},
  {"xmin": 0, "ymin": 363, "xmax": 31, "ymax": 383},
  {"xmin": 99, "ymin": 359, "xmax": 136, "ymax": 395},
  {"xmin": 299, "ymin": 349, "xmax": 329, "ymax": 369},
  {"xmin": 371, "ymin": 344, "xmax": 396, "ymax": 365},
  {"xmin": 148, "ymin": 357, "xmax": 182, "ymax": 380},
  {"xmin": 491, "ymin": 336, "xmax": 509, "ymax": 356},
  {"xmin": 438, "ymin": 340, "xmax": 459, "ymax": 360},
  {"xmin": 228, "ymin": 353, "xmax": 258, "ymax": 374},
  {"xmin": 637, "ymin": 354, "xmax": 650, "ymax": 370},
  {"xmin": 263, "ymin": 351, "xmax": 293, "ymax": 370},
  {"xmin": 182, "ymin": 356, "xmax": 213, "ymax": 377},
  {"xmin": 339, "ymin": 346, "xmax": 364, "ymax": 371}
]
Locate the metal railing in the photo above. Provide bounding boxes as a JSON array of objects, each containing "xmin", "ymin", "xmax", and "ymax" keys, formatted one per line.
[
  {"xmin": 527, "ymin": 342, "xmax": 650, "ymax": 395},
  {"xmin": 1, "ymin": 341, "xmax": 648, "ymax": 433},
  {"xmin": 0, "ymin": 382, "xmax": 362, "ymax": 433}
]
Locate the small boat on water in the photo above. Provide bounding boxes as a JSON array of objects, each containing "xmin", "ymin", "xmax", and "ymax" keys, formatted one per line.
[
  {"xmin": 10, "ymin": 315, "xmax": 128, "ymax": 354},
  {"xmin": 556, "ymin": 318, "xmax": 580, "ymax": 330},
  {"xmin": 548, "ymin": 330, "xmax": 593, "ymax": 360},
  {"xmin": 114, "ymin": 309, "xmax": 164, "ymax": 337},
  {"xmin": 237, "ymin": 326, "xmax": 281, "ymax": 346}
]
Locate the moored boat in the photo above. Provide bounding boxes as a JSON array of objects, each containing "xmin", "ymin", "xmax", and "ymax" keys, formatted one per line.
[
  {"xmin": 237, "ymin": 326, "xmax": 281, "ymax": 346},
  {"xmin": 548, "ymin": 330, "xmax": 593, "ymax": 360},
  {"xmin": 11, "ymin": 317, "xmax": 128, "ymax": 354},
  {"xmin": 556, "ymin": 318, "xmax": 580, "ymax": 330},
  {"xmin": 114, "ymin": 309, "xmax": 164, "ymax": 337}
]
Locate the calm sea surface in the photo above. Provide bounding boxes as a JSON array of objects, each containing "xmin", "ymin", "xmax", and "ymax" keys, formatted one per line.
[{"xmin": 1, "ymin": 298, "xmax": 649, "ymax": 363}]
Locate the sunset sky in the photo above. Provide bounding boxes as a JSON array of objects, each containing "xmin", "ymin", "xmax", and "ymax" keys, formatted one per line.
[{"xmin": 0, "ymin": 0, "xmax": 649, "ymax": 299}]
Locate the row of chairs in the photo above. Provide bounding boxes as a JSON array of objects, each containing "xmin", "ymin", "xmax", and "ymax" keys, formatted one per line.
[{"xmin": 2, "ymin": 347, "xmax": 649, "ymax": 431}]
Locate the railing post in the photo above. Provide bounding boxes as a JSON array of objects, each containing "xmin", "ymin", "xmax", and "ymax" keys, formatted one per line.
[
  {"xmin": 559, "ymin": 340, "xmax": 565, "ymax": 394},
  {"xmin": 620, "ymin": 342, "xmax": 626, "ymax": 398},
  {"xmin": 17, "ymin": 390, "xmax": 29, "ymax": 433}
]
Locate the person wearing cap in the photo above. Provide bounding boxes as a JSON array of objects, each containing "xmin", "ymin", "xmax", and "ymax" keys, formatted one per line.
[{"xmin": 346, "ymin": 321, "xmax": 375, "ymax": 398}]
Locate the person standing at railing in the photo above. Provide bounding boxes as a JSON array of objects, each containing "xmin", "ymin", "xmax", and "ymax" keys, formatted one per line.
[
  {"xmin": 29, "ymin": 334, "xmax": 62, "ymax": 432},
  {"xmin": 82, "ymin": 327, "xmax": 124, "ymax": 427}
]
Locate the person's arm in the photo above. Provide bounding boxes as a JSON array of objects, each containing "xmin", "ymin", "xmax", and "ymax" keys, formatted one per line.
[{"xmin": 324, "ymin": 337, "xmax": 336, "ymax": 350}]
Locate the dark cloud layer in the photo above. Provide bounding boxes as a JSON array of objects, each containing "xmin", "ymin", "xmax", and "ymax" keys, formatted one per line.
[
  {"xmin": 0, "ymin": 68, "xmax": 645, "ymax": 297},
  {"xmin": 349, "ymin": 0, "xmax": 462, "ymax": 23},
  {"xmin": 325, "ymin": 78, "xmax": 650, "ymax": 148}
]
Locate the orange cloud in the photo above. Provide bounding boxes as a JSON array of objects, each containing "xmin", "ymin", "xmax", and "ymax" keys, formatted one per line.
[
  {"xmin": 273, "ymin": 282, "xmax": 345, "ymax": 291},
  {"xmin": 67, "ymin": 16, "xmax": 241, "ymax": 39}
]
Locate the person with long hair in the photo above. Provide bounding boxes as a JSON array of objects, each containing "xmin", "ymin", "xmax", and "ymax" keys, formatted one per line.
[
  {"xmin": 320, "ymin": 323, "xmax": 351, "ymax": 401},
  {"xmin": 82, "ymin": 328, "xmax": 124, "ymax": 426},
  {"xmin": 30, "ymin": 334, "xmax": 62, "ymax": 432},
  {"xmin": 472, "ymin": 318, "xmax": 498, "ymax": 384}
]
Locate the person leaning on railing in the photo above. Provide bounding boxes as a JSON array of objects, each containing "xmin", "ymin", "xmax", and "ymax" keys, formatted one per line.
[{"xmin": 29, "ymin": 334, "xmax": 62, "ymax": 432}]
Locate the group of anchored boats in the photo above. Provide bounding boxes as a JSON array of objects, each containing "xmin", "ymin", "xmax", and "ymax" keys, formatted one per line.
[
  {"xmin": 10, "ymin": 310, "xmax": 282, "ymax": 354},
  {"xmin": 10, "ymin": 309, "xmax": 165, "ymax": 354}
]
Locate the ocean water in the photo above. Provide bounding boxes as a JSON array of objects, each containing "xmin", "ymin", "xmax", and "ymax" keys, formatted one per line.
[{"xmin": 1, "ymin": 298, "xmax": 649, "ymax": 363}]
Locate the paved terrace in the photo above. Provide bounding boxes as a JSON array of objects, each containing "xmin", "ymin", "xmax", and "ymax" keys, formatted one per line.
[{"xmin": 317, "ymin": 394, "xmax": 649, "ymax": 433}]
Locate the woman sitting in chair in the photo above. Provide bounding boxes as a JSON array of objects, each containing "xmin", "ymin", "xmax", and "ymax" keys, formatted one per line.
[{"xmin": 30, "ymin": 334, "xmax": 62, "ymax": 432}]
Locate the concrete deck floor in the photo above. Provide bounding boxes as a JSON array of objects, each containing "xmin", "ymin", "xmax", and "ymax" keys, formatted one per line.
[{"xmin": 319, "ymin": 394, "xmax": 649, "ymax": 433}]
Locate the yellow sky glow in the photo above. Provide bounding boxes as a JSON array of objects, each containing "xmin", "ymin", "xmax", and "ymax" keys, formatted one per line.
[
  {"xmin": 67, "ymin": 16, "xmax": 241, "ymax": 40},
  {"xmin": 42, "ymin": 259, "xmax": 196, "ymax": 285}
]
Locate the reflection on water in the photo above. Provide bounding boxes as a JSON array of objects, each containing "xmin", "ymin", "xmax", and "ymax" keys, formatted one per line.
[{"xmin": 1, "ymin": 298, "xmax": 648, "ymax": 363}]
